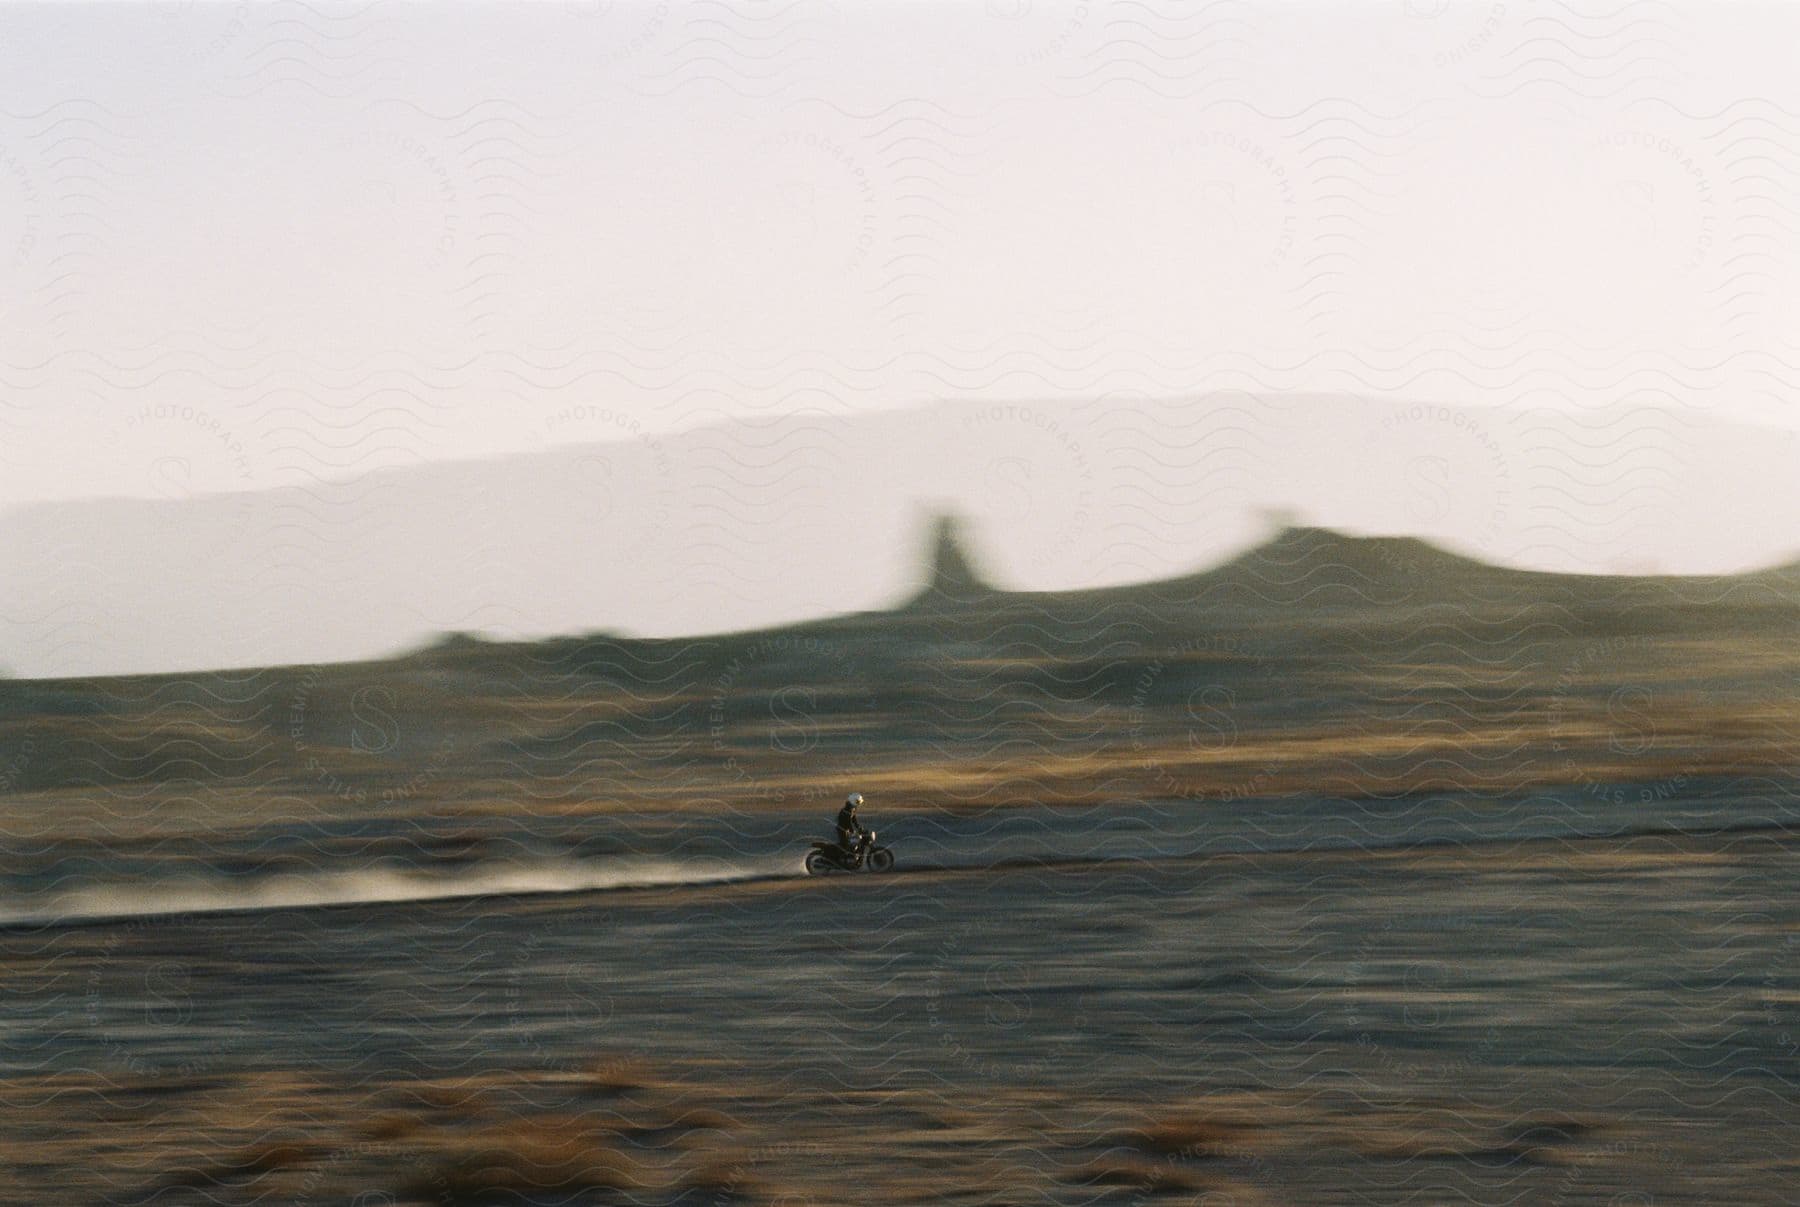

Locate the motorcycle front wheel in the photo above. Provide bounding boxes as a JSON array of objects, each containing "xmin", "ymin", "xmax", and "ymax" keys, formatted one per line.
[
  {"xmin": 804, "ymin": 850, "xmax": 833, "ymax": 875},
  {"xmin": 868, "ymin": 847, "xmax": 895, "ymax": 872}
]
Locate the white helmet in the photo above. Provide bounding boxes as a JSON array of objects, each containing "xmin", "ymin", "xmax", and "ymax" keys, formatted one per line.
[{"xmin": 845, "ymin": 792, "xmax": 864, "ymax": 808}]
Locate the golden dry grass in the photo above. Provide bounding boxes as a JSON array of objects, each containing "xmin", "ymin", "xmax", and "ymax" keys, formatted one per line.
[{"xmin": 398, "ymin": 1115, "xmax": 653, "ymax": 1204}]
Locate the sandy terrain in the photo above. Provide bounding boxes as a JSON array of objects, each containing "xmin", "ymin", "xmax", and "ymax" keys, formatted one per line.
[{"xmin": 2, "ymin": 525, "xmax": 1796, "ymax": 1203}]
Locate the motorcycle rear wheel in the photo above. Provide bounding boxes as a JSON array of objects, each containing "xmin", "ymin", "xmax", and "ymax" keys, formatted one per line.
[{"xmin": 804, "ymin": 850, "xmax": 833, "ymax": 875}]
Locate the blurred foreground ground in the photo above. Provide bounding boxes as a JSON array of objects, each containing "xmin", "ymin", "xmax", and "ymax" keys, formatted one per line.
[{"xmin": 2, "ymin": 824, "xmax": 1796, "ymax": 1205}]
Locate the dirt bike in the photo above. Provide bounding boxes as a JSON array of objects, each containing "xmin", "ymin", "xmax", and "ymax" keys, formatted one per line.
[{"xmin": 805, "ymin": 829, "xmax": 895, "ymax": 875}]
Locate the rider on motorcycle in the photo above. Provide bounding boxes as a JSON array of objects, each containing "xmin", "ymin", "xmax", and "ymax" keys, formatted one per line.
[
  {"xmin": 836, "ymin": 791, "xmax": 870, "ymax": 856},
  {"xmin": 805, "ymin": 791, "xmax": 891, "ymax": 875}
]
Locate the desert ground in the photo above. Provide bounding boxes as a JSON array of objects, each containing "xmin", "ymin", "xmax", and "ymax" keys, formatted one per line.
[{"xmin": 1, "ymin": 523, "xmax": 1796, "ymax": 1203}]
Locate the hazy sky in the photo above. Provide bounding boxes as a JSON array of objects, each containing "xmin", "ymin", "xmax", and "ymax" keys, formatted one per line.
[{"xmin": 2, "ymin": 1, "xmax": 1798, "ymax": 512}]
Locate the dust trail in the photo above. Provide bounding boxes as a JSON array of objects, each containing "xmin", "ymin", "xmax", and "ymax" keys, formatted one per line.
[
  {"xmin": 0, "ymin": 855, "xmax": 798, "ymax": 926},
  {"xmin": 9, "ymin": 811, "xmax": 1788, "ymax": 928}
]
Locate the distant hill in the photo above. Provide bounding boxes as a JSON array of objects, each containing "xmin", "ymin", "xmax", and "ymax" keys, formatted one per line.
[
  {"xmin": 884, "ymin": 513, "xmax": 1799, "ymax": 623},
  {"xmin": 2, "ymin": 513, "xmax": 1797, "ymax": 817},
  {"xmin": 3, "ymin": 393, "xmax": 1797, "ymax": 677}
]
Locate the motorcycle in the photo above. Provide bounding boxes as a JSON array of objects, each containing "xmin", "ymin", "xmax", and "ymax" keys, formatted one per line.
[{"xmin": 805, "ymin": 828, "xmax": 895, "ymax": 875}]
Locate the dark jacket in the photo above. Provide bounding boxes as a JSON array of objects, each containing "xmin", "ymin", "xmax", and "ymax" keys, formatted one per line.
[{"xmin": 835, "ymin": 803, "xmax": 863, "ymax": 849}]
